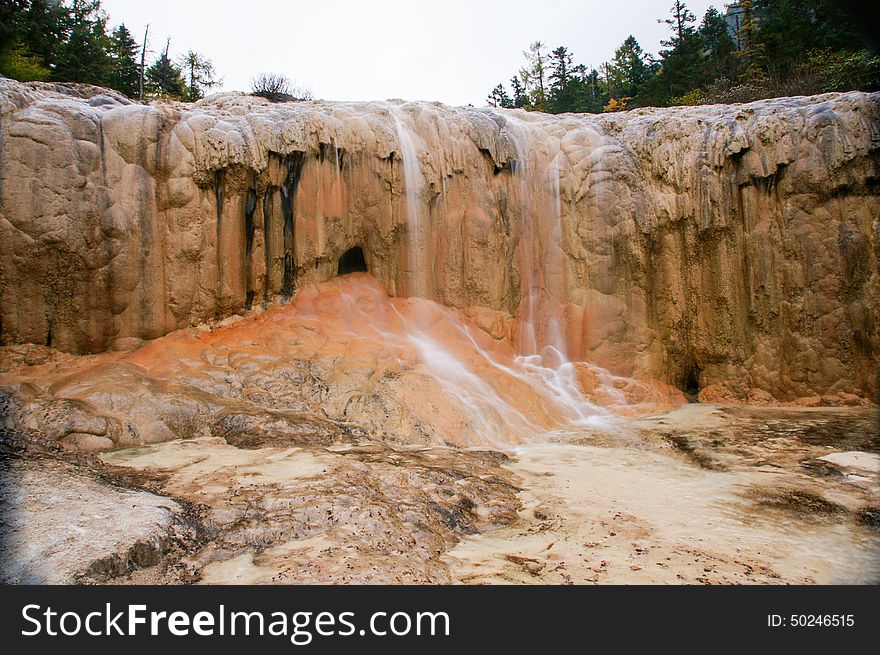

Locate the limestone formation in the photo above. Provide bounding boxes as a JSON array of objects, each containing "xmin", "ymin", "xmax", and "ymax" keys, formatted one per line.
[
  {"xmin": 2, "ymin": 80, "xmax": 878, "ymax": 588},
  {"xmin": 0, "ymin": 274, "xmax": 683, "ymax": 450},
  {"xmin": 1, "ymin": 78, "xmax": 878, "ymax": 405}
]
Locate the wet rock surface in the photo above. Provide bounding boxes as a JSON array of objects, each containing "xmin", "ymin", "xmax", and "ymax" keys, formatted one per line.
[
  {"xmin": 444, "ymin": 405, "xmax": 879, "ymax": 585},
  {"xmin": 0, "ymin": 275, "xmax": 682, "ymax": 450},
  {"xmin": 1, "ymin": 79, "xmax": 877, "ymax": 403},
  {"xmin": 2, "ymin": 404, "xmax": 876, "ymax": 584}
]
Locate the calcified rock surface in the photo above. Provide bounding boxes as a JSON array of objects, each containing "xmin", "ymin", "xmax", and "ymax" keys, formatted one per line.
[
  {"xmin": 2, "ymin": 404, "xmax": 876, "ymax": 584},
  {"xmin": 0, "ymin": 274, "xmax": 678, "ymax": 450},
  {"xmin": 1, "ymin": 79, "xmax": 877, "ymax": 403},
  {"xmin": 0, "ymin": 81, "xmax": 878, "ymax": 585},
  {"xmin": 0, "ymin": 455, "xmax": 197, "ymax": 584}
]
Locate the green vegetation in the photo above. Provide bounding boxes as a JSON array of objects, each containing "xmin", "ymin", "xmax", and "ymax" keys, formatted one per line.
[
  {"xmin": 0, "ymin": 0, "xmax": 218, "ymax": 100},
  {"xmin": 487, "ymin": 1, "xmax": 879, "ymax": 113},
  {"xmin": 2, "ymin": 0, "xmax": 875, "ymax": 108}
]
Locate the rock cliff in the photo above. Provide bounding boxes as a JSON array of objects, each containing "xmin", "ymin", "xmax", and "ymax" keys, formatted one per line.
[{"xmin": 1, "ymin": 79, "xmax": 878, "ymax": 403}]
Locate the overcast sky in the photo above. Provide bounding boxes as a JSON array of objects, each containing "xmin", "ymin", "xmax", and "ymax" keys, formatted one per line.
[{"xmin": 100, "ymin": 0, "xmax": 722, "ymax": 106}]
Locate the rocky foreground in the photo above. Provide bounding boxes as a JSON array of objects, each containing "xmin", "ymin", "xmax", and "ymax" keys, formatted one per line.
[
  {"xmin": 2, "ymin": 403, "xmax": 877, "ymax": 584},
  {"xmin": 1, "ymin": 273, "xmax": 876, "ymax": 584}
]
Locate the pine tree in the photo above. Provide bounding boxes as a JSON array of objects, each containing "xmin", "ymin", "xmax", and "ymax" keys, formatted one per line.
[
  {"xmin": 654, "ymin": 1, "xmax": 705, "ymax": 100},
  {"xmin": 607, "ymin": 36, "xmax": 651, "ymax": 99},
  {"xmin": 509, "ymin": 75, "xmax": 528, "ymax": 108},
  {"xmin": 0, "ymin": 1, "xmax": 27, "ymax": 56},
  {"xmin": 0, "ymin": 0, "xmax": 67, "ymax": 80},
  {"xmin": 731, "ymin": 0, "xmax": 765, "ymax": 83},
  {"xmin": 487, "ymin": 83, "xmax": 513, "ymax": 108},
  {"xmin": 749, "ymin": 0, "xmax": 865, "ymax": 84},
  {"xmin": 577, "ymin": 66, "xmax": 607, "ymax": 113},
  {"xmin": 548, "ymin": 46, "xmax": 572, "ymax": 88},
  {"xmin": 698, "ymin": 6, "xmax": 737, "ymax": 83},
  {"xmin": 54, "ymin": 0, "xmax": 111, "ymax": 85},
  {"xmin": 661, "ymin": 0, "xmax": 696, "ymax": 48},
  {"xmin": 178, "ymin": 50, "xmax": 219, "ymax": 101},
  {"xmin": 146, "ymin": 38, "xmax": 185, "ymax": 99},
  {"xmin": 485, "ymin": 2, "xmax": 873, "ymax": 111},
  {"xmin": 107, "ymin": 23, "xmax": 139, "ymax": 97},
  {"xmin": 546, "ymin": 46, "xmax": 573, "ymax": 112}
]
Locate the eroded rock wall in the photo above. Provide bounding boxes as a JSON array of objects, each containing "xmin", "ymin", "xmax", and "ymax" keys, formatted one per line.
[{"xmin": 1, "ymin": 79, "xmax": 877, "ymax": 402}]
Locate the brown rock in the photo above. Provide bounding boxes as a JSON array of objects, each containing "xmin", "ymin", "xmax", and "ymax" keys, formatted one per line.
[{"xmin": 0, "ymin": 79, "xmax": 877, "ymax": 403}]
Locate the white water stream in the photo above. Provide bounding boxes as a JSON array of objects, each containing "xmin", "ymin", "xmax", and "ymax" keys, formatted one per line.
[{"xmin": 382, "ymin": 106, "xmax": 612, "ymax": 438}]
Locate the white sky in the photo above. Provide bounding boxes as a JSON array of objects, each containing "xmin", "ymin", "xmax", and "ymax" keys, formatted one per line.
[{"xmin": 100, "ymin": 0, "xmax": 722, "ymax": 106}]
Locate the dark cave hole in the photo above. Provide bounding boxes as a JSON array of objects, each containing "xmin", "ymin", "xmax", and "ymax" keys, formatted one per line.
[
  {"xmin": 337, "ymin": 247, "xmax": 368, "ymax": 276},
  {"xmin": 681, "ymin": 364, "xmax": 701, "ymax": 402}
]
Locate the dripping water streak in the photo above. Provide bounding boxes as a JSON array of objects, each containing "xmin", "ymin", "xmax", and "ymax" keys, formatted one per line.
[
  {"xmin": 390, "ymin": 104, "xmax": 425, "ymax": 299},
  {"xmin": 499, "ymin": 112, "xmax": 604, "ymax": 426}
]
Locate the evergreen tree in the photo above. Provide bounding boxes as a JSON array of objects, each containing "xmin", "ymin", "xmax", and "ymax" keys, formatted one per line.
[
  {"xmin": 0, "ymin": 0, "xmax": 67, "ymax": 80},
  {"xmin": 178, "ymin": 49, "xmax": 219, "ymax": 101},
  {"xmin": 510, "ymin": 75, "xmax": 528, "ymax": 108},
  {"xmin": 548, "ymin": 46, "xmax": 573, "ymax": 89},
  {"xmin": 107, "ymin": 23, "xmax": 139, "ymax": 97},
  {"xmin": 607, "ymin": 36, "xmax": 651, "ymax": 99},
  {"xmin": 54, "ymin": 0, "xmax": 111, "ymax": 85},
  {"xmin": 577, "ymin": 66, "xmax": 607, "ymax": 113},
  {"xmin": 547, "ymin": 45, "xmax": 575, "ymax": 113},
  {"xmin": 2, "ymin": 0, "xmax": 226, "ymax": 100},
  {"xmin": 520, "ymin": 41, "xmax": 547, "ymax": 111},
  {"xmin": 698, "ymin": 6, "xmax": 737, "ymax": 83},
  {"xmin": 661, "ymin": 0, "xmax": 696, "ymax": 48},
  {"xmin": 653, "ymin": 1, "xmax": 705, "ymax": 101},
  {"xmin": 146, "ymin": 39, "xmax": 185, "ymax": 99},
  {"xmin": 730, "ymin": 0, "xmax": 765, "ymax": 83},
  {"xmin": 0, "ymin": 1, "xmax": 27, "ymax": 57},
  {"xmin": 750, "ymin": 0, "xmax": 866, "ymax": 83},
  {"xmin": 487, "ymin": 83, "xmax": 513, "ymax": 108}
]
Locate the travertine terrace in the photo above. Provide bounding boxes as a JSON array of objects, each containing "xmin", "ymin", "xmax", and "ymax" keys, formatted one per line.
[
  {"xmin": 0, "ymin": 80, "xmax": 877, "ymax": 585},
  {"xmin": 1, "ymin": 79, "xmax": 877, "ymax": 404}
]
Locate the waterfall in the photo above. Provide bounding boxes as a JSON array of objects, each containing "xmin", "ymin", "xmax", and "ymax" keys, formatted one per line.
[
  {"xmin": 501, "ymin": 114, "xmax": 566, "ymax": 359},
  {"xmin": 379, "ymin": 108, "xmax": 610, "ymax": 434},
  {"xmin": 499, "ymin": 111, "xmax": 605, "ymax": 425},
  {"xmin": 390, "ymin": 104, "xmax": 427, "ymax": 299},
  {"xmin": 290, "ymin": 273, "xmax": 610, "ymax": 444},
  {"xmin": 386, "ymin": 105, "xmax": 553, "ymax": 441}
]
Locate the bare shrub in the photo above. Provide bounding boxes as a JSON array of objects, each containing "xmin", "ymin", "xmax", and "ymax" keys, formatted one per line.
[{"xmin": 250, "ymin": 73, "xmax": 313, "ymax": 102}]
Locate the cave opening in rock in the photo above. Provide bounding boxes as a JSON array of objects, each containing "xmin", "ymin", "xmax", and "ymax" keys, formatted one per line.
[
  {"xmin": 337, "ymin": 247, "xmax": 368, "ymax": 276},
  {"xmin": 681, "ymin": 364, "xmax": 702, "ymax": 402}
]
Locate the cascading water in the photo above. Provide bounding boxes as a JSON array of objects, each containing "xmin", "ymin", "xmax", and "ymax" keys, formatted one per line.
[
  {"xmin": 387, "ymin": 103, "xmax": 541, "ymax": 439},
  {"xmin": 380, "ymin": 107, "xmax": 612, "ymax": 435},
  {"xmin": 294, "ymin": 270, "xmax": 617, "ymax": 444},
  {"xmin": 500, "ymin": 113, "xmax": 567, "ymax": 359},
  {"xmin": 321, "ymin": 107, "xmax": 618, "ymax": 440},
  {"xmin": 387, "ymin": 104, "xmax": 562, "ymax": 438},
  {"xmin": 389, "ymin": 104, "xmax": 427, "ymax": 299},
  {"xmin": 492, "ymin": 112, "xmax": 609, "ymax": 426}
]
